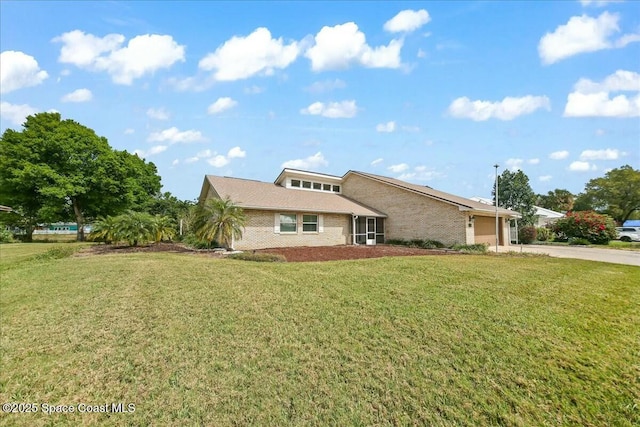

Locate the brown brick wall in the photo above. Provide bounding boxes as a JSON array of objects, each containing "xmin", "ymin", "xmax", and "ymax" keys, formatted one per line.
[
  {"xmin": 342, "ymin": 174, "xmax": 469, "ymax": 246},
  {"xmin": 233, "ymin": 210, "xmax": 350, "ymax": 250}
]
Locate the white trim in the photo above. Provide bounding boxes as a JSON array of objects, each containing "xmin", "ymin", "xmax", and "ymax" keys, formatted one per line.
[{"xmin": 319, "ymin": 215, "xmax": 324, "ymax": 233}]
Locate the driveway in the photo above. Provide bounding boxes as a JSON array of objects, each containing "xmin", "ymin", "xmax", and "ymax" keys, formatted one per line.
[{"xmin": 493, "ymin": 244, "xmax": 640, "ymax": 267}]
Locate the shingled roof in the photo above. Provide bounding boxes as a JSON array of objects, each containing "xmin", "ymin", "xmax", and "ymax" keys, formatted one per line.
[
  {"xmin": 345, "ymin": 171, "xmax": 520, "ymax": 217},
  {"xmin": 201, "ymin": 175, "xmax": 385, "ymax": 217}
]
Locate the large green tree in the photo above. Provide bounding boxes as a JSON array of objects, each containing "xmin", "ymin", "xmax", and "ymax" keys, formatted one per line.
[
  {"xmin": 0, "ymin": 112, "xmax": 161, "ymax": 241},
  {"xmin": 573, "ymin": 165, "xmax": 640, "ymax": 224},
  {"xmin": 493, "ymin": 169, "xmax": 537, "ymax": 227},
  {"xmin": 536, "ymin": 189, "xmax": 574, "ymax": 213}
]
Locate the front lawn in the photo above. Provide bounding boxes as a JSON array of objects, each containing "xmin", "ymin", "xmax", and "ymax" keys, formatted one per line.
[{"xmin": 1, "ymin": 248, "xmax": 638, "ymax": 426}]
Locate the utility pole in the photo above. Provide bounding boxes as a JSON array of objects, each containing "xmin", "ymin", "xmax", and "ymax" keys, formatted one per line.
[{"xmin": 494, "ymin": 164, "xmax": 499, "ymax": 253}]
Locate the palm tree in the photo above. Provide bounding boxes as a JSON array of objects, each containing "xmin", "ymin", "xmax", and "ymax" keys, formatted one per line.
[
  {"xmin": 117, "ymin": 211, "xmax": 154, "ymax": 247},
  {"xmin": 194, "ymin": 197, "xmax": 246, "ymax": 249},
  {"xmin": 150, "ymin": 215, "xmax": 176, "ymax": 243},
  {"xmin": 88, "ymin": 216, "xmax": 119, "ymax": 244}
]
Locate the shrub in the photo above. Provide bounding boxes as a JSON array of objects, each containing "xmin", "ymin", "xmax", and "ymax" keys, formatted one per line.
[
  {"xmin": 452, "ymin": 243, "xmax": 488, "ymax": 254},
  {"xmin": 182, "ymin": 233, "xmax": 219, "ymax": 249},
  {"xmin": 228, "ymin": 252, "xmax": 286, "ymax": 262},
  {"xmin": 536, "ymin": 227, "xmax": 550, "ymax": 242},
  {"xmin": 518, "ymin": 226, "xmax": 537, "ymax": 244},
  {"xmin": 568, "ymin": 237, "xmax": 591, "ymax": 246},
  {"xmin": 551, "ymin": 211, "xmax": 616, "ymax": 244},
  {"xmin": 0, "ymin": 228, "xmax": 15, "ymax": 243},
  {"xmin": 386, "ymin": 239, "xmax": 445, "ymax": 249}
]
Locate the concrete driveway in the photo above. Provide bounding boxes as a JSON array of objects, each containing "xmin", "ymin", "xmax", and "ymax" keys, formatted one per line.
[{"xmin": 492, "ymin": 244, "xmax": 640, "ymax": 267}]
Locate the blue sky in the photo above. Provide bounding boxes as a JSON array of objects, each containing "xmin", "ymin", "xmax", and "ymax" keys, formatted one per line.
[{"xmin": 1, "ymin": 1, "xmax": 639, "ymax": 201}]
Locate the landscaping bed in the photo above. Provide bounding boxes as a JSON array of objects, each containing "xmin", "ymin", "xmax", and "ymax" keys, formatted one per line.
[
  {"xmin": 79, "ymin": 243, "xmax": 459, "ymax": 262},
  {"xmin": 255, "ymin": 244, "xmax": 459, "ymax": 262}
]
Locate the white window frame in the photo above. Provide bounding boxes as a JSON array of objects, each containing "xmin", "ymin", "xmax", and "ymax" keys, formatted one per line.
[
  {"xmin": 275, "ymin": 213, "xmax": 297, "ymax": 234},
  {"xmin": 302, "ymin": 214, "xmax": 318, "ymax": 233}
]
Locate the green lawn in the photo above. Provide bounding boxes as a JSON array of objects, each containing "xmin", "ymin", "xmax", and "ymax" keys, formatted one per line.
[{"xmin": 1, "ymin": 245, "xmax": 638, "ymax": 426}]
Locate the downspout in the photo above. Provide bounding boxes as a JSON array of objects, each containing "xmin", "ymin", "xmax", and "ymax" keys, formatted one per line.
[{"xmin": 352, "ymin": 215, "xmax": 358, "ymax": 245}]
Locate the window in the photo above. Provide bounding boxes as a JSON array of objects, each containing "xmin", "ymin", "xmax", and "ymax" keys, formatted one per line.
[
  {"xmin": 303, "ymin": 214, "xmax": 318, "ymax": 232},
  {"xmin": 332, "ymin": 185, "xmax": 341, "ymax": 192},
  {"xmin": 313, "ymin": 182, "xmax": 321, "ymax": 190},
  {"xmin": 323, "ymin": 184, "xmax": 331, "ymax": 191},
  {"xmin": 302, "ymin": 181, "xmax": 311, "ymax": 189},
  {"xmin": 280, "ymin": 214, "xmax": 297, "ymax": 233},
  {"xmin": 291, "ymin": 179, "xmax": 300, "ymax": 188}
]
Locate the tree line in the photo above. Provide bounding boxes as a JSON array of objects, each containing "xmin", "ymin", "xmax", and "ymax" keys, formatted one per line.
[{"xmin": 494, "ymin": 165, "xmax": 640, "ymax": 228}]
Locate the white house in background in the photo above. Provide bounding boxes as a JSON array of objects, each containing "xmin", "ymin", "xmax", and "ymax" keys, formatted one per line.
[{"xmin": 470, "ymin": 197, "xmax": 564, "ymax": 227}]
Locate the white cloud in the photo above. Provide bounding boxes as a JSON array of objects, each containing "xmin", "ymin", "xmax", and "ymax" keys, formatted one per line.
[
  {"xmin": 579, "ymin": 148, "xmax": 621, "ymax": 160},
  {"xmin": 304, "ymin": 78, "xmax": 346, "ymax": 93},
  {"xmin": 595, "ymin": 128, "xmax": 606, "ymax": 136},
  {"xmin": 580, "ymin": 0, "xmax": 624, "ymax": 7},
  {"xmin": 208, "ymin": 155, "xmax": 230, "ymax": 168},
  {"xmin": 197, "ymin": 149, "xmax": 213, "ymax": 158},
  {"xmin": 147, "ymin": 108, "xmax": 170, "ymax": 120},
  {"xmin": 281, "ymin": 152, "xmax": 328, "ymax": 169},
  {"xmin": 538, "ymin": 12, "xmax": 639, "ymax": 65},
  {"xmin": 505, "ymin": 158, "xmax": 524, "ymax": 170},
  {"xmin": 549, "ymin": 150, "xmax": 570, "ymax": 160},
  {"xmin": 0, "ymin": 101, "xmax": 38, "ymax": 126},
  {"xmin": 384, "ymin": 9, "xmax": 431, "ymax": 33},
  {"xmin": 172, "ymin": 159, "xmax": 179, "ymax": 166},
  {"xmin": 305, "ymin": 22, "xmax": 402, "ymax": 71},
  {"xmin": 147, "ymin": 127, "xmax": 204, "ymax": 143},
  {"xmin": 376, "ymin": 121, "xmax": 396, "ymax": 132},
  {"xmin": 53, "ymin": 30, "xmax": 185, "ymax": 84},
  {"xmin": 124, "ymin": 128, "xmax": 135, "ymax": 134},
  {"xmin": 371, "ymin": 158, "xmax": 384, "ymax": 166},
  {"xmin": 194, "ymin": 146, "xmax": 245, "ymax": 167},
  {"xmin": 207, "ymin": 97, "xmax": 238, "ymax": 115},
  {"xmin": 564, "ymin": 70, "xmax": 640, "ymax": 117},
  {"xmin": 199, "ymin": 27, "xmax": 299, "ymax": 81},
  {"xmin": 397, "ymin": 165, "xmax": 445, "ymax": 181},
  {"xmin": 528, "ymin": 158, "xmax": 540, "ymax": 165},
  {"xmin": 227, "ymin": 146, "xmax": 246, "ymax": 159},
  {"xmin": 0, "ymin": 51, "xmax": 49, "ymax": 94},
  {"xmin": 61, "ymin": 88, "xmax": 92, "ymax": 103},
  {"xmin": 134, "ymin": 145, "xmax": 167, "ymax": 158},
  {"xmin": 388, "ymin": 163, "xmax": 409, "ymax": 173},
  {"xmin": 244, "ymin": 85, "xmax": 264, "ymax": 94},
  {"xmin": 417, "ymin": 48, "xmax": 427, "ymax": 58},
  {"xmin": 300, "ymin": 100, "xmax": 358, "ymax": 118},
  {"xmin": 568, "ymin": 161, "xmax": 597, "ymax": 171},
  {"xmin": 539, "ymin": 175, "xmax": 553, "ymax": 182},
  {"xmin": 448, "ymin": 95, "xmax": 551, "ymax": 121}
]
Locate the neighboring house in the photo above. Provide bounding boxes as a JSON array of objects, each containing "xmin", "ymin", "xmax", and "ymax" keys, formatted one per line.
[
  {"xmin": 199, "ymin": 169, "xmax": 520, "ymax": 250},
  {"xmin": 470, "ymin": 196, "xmax": 564, "ymax": 227}
]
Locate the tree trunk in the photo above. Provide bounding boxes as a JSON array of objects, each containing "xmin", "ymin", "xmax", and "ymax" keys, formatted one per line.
[
  {"xmin": 72, "ymin": 198, "xmax": 85, "ymax": 242},
  {"xmin": 24, "ymin": 224, "xmax": 34, "ymax": 242}
]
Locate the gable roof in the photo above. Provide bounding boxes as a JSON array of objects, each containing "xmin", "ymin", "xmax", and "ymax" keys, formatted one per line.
[
  {"xmin": 346, "ymin": 171, "xmax": 520, "ymax": 218},
  {"xmin": 201, "ymin": 175, "xmax": 385, "ymax": 217}
]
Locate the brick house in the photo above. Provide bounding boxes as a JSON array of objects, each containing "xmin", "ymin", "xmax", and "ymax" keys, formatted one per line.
[{"xmin": 198, "ymin": 169, "xmax": 519, "ymax": 250}]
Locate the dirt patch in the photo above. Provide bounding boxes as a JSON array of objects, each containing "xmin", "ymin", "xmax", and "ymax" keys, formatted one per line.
[
  {"xmin": 78, "ymin": 243, "xmax": 459, "ymax": 262},
  {"xmin": 77, "ymin": 242, "xmax": 222, "ymax": 257},
  {"xmin": 255, "ymin": 245, "xmax": 459, "ymax": 262}
]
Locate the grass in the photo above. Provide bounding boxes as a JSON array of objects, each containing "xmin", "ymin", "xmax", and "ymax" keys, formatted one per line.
[
  {"xmin": 1, "ymin": 247, "xmax": 639, "ymax": 426},
  {"xmin": 0, "ymin": 243, "xmax": 91, "ymax": 270}
]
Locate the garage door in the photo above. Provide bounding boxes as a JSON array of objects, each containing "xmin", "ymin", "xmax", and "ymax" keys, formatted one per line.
[{"xmin": 474, "ymin": 216, "xmax": 497, "ymax": 245}]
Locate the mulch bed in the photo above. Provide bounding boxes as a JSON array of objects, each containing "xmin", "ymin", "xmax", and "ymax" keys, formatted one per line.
[
  {"xmin": 79, "ymin": 243, "xmax": 459, "ymax": 262},
  {"xmin": 255, "ymin": 245, "xmax": 459, "ymax": 262}
]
